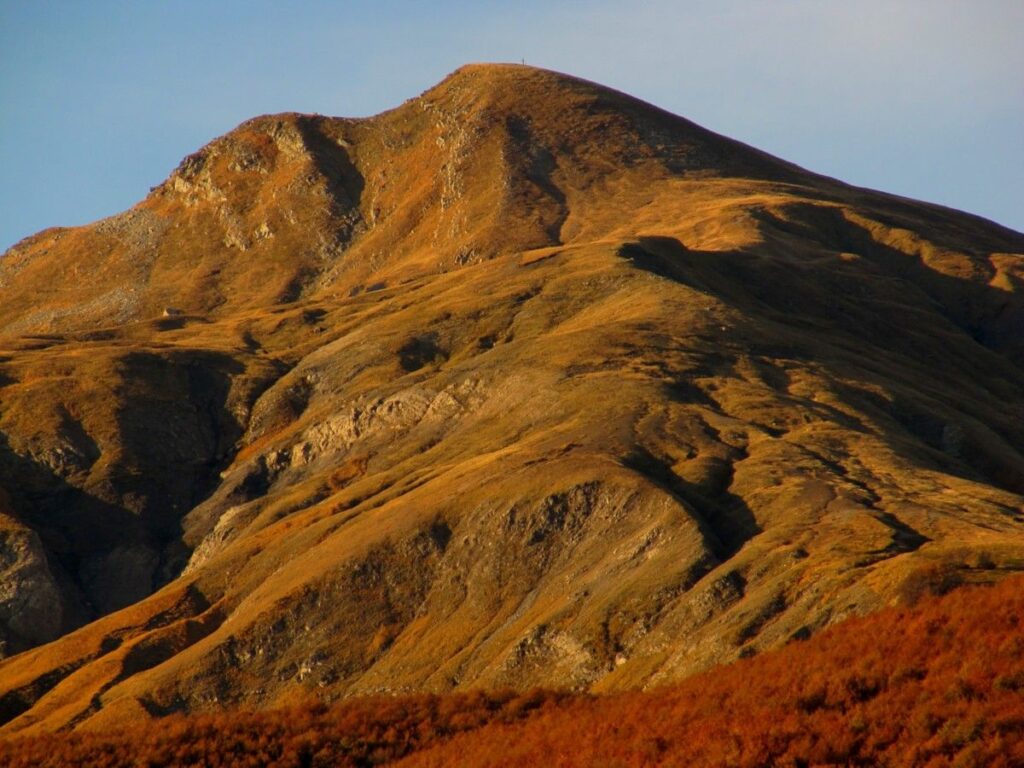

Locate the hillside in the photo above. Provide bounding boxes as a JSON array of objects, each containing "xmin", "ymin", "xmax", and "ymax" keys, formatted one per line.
[
  {"xmin": 1, "ymin": 63, "xmax": 1023, "ymax": 732},
  {"xmin": 2, "ymin": 576, "xmax": 1022, "ymax": 766}
]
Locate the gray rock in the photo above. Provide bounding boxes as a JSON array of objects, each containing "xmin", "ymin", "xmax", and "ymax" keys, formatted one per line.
[{"xmin": 0, "ymin": 527, "xmax": 64, "ymax": 657}]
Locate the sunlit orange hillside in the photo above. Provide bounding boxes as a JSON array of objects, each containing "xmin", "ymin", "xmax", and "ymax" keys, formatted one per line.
[
  {"xmin": 1, "ymin": 64, "xmax": 1023, "ymax": 735},
  {"xmin": 1, "ymin": 576, "xmax": 1022, "ymax": 767}
]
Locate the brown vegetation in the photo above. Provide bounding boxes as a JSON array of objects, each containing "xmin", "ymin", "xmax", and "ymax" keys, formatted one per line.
[
  {"xmin": 2, "ymin": 577, "xmax": 1023, "ymax": 767},
  {"xmin": 0, "ymin": 689, "xmax": 564, "ymax": 768},
  {"xmin": 402, "ymin": 575, "xmax": 1024, "ymax": 767}
]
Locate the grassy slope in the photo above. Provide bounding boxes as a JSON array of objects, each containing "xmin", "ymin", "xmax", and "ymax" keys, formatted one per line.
[{"xmin": 2, "ymin": 575, "xmax": 1023, "ymax": 767}]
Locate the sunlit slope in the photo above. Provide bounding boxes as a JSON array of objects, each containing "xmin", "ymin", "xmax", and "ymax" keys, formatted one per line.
[
  {"xmin": 2, "ymin": 577, "xmax": 1023, "ymax": 766},
  {"xmin": 0, "ymin": 64, "xmax": 1023, "ymax": 731}
]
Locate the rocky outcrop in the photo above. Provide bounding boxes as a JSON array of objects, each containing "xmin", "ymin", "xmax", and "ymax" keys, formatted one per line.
[{"xmin": 0, "ymin": 491, "xmax": 64, "ymax": 656}]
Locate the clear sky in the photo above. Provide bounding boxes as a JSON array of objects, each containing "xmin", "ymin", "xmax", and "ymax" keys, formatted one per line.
[{"xmin": 2, "ymin": 0, "xmax": 1021, "ymax": 252}]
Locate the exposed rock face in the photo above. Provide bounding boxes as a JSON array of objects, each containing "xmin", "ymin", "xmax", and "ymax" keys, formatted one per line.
[
  {"xmin": 1, "ymin": 64, "xmax": 1023, "ymax": 733},
  {"xmin": 0, "ymin": 529, "xmax": 63, "ymax": 652},
  {"xmin": 0, "ymin": 489, "xmax": 65, "ymax": 656}
]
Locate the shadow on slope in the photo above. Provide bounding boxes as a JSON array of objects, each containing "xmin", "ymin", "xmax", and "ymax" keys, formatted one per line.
[
  {"xmin": 0, "ymin": 348, "xmax": 256, "ymax": 658},
  {"xmin": 622, "ymin": 446, "xmax": 758, "ymax": 560},
  {"xmin": 619, "ymin": 233, "xmax": 1024, "ymax": 498}
]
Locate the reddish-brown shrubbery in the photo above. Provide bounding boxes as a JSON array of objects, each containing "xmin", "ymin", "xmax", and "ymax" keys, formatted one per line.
[
  {"xmin": 0, "ymin": 689, "xmax": 567, "ymax": 768},
  {"xmin": 3, "ymin": 576, "xmax": 1024, "ymax": 767},
  {"xmin": 402, "ymin": 575, "xmax": 1024, "ymax": 768}
]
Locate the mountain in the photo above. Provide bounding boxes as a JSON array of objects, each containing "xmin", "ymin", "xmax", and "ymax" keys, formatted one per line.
[{"xmin": 1, "ymin": 63, "xmax": 1023, "ymax": 733}]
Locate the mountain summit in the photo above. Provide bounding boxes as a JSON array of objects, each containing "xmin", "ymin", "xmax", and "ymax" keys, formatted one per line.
[
  {"xmin": 1, "ymin": 64, "xmax": 1023, "ymax": 733},
  {"xmin": 0, "ymin": 64, "xmax": 810, "ymax": 332}
]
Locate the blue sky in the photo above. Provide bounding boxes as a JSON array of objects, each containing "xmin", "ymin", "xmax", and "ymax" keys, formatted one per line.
[{"xmin": 1, "ymin": 0, "xmax": 1021, "ymax": 252}]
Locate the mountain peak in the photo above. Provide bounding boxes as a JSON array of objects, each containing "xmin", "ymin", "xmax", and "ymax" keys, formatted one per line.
[
  {"xmin": 0, "ymin": 64, "xmax": 812, "ymax": 338},
  {"xmin": 428, "ymin": 61, "xmax": 586, "ymax": 92}
]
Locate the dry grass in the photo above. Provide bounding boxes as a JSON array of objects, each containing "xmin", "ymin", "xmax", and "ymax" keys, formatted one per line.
[{"xmin": 2, "ymin": 577, "xmax": 1023, "ymax": 767}]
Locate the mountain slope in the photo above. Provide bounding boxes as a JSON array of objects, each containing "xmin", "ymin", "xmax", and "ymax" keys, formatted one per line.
[
  {"xmin": 2, "ymin": 576, "xmax": 1023, "ymax": 767},
  {"xmin": 1, "ymin": 64, "xmax": 1023, "ymax": 732},
  {"xmin": 401, "ymin": 575, "xmax": 1024, "ymax": 768}
]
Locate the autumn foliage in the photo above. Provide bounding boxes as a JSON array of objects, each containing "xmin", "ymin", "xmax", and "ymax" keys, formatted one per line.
[
  {"xmin": 402, "ymin": 575, "xmax": 1024, "ymax": 768},
  {"xmin": 3, "ymin": 575, "xmax": 1024, "ymax": 767},
  {"xmin": 0, "ymin": 689, "xmax": 569, "ymax": 768}
]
